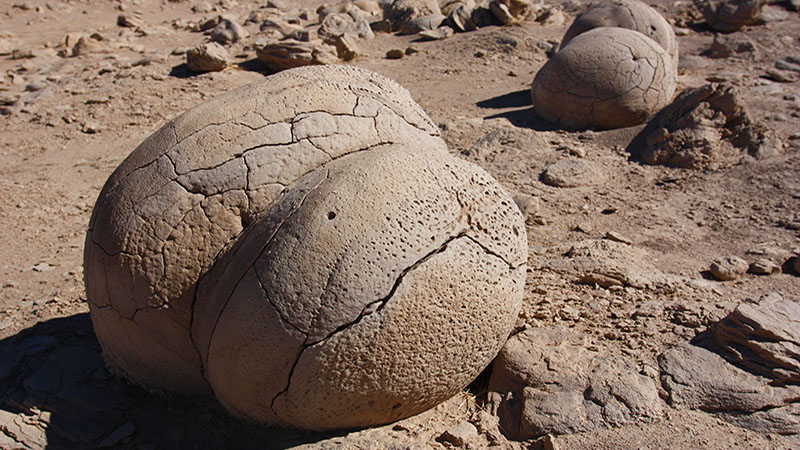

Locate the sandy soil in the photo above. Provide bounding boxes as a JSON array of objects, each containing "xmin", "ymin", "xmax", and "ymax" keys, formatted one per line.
[{"xmin": 1, "ymin": 0, "xmax": 799, "ymax": 448}]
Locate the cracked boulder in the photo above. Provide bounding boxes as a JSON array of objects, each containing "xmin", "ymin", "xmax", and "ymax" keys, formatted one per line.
[
  {"xmin": 531, "ymin": 27, "xmax": 677, "ymax": 130},
  {"xmin": 559, "ymin": 0, "xmax": 678, "ymax": 66},
  {"xmin": 194, "ymin": 142, "xmax": 527, "ymax": 430},
  {"xmin": 85, "ymin": 64, "xmax": 527, "ymax": 431},
  {"xmin": 487, "ymin": 327, "xmax": 663, "ymax": 440},
  {"xmin": 627, "ymin": 83, "xmax": 783, "ymax": 169},
  {"xmin": 84, "ymin": 65, "xmax": 446, "ymax": 394}
]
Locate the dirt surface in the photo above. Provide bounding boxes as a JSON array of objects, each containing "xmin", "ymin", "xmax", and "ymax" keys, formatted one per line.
[{"xmin": 1, "ymin": 0, "xmax": 799, "ymax": 449}]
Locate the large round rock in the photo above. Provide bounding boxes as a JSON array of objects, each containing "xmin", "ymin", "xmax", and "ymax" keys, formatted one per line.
[
  {"xmin": 194, "ymin": 143, "xmax": 527, "ymax": 430},
  {"xmin": 559, "ymin": 0, "xmax": 678, "ymax": 65},
  {"xmin": 84, "ymin": 65, "xmax": 443, "ymax": 393},
  {"xmin": 532, "ymin": 27, "xmax": 677, "ymax": 130}
]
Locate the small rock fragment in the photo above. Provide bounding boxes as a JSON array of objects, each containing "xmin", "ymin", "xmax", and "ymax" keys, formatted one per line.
[
  {"xmin": 399, "ymin": 13, "xmax": 446, "ymax": 34},
  {"xmin": 437, "ymin": 421, "xmax": 478, "ymax": 447},
  {"xmin": 710, "ymin": 256, "xmax": 748, "ymax": 281},
  {"xmin": 386, "ymin": 48, "xmax": 405, "ymax": 59},
  {"xmin": 709, "ymin": 33, "xmax": 758, "ymax": 59},
  {"xmin": 193, "ymin": 2, "xmax": 214, "ymax": 14},
  {"xmin": 72, "ymin": 36, "xmax": 112, "ymax": 57},
  {"xmin": 418, "ymin": 26, "xmax": 454, "ymax": 40},
  {"xmin": 541, "ymin": 159, "xmax": 601, "ymax": 188},
  {"xmin": 211, "ymin": 16, "xmax": 249, "ymax": 44},
  {"xmin": 604, "ymin": 231, "xmax": 632, "ymax": 245},
  {"xmin": 117, "ymin": 14, "xmax": 145, "ymax": 29},
  {"xmin": 748, "ymin": 259, "xmax": 779, "ymax": 275},
  {"xmin": 256, "ymin": 39, "xmax": 338, "ymax": 71},
  {"xmin": 186, "ymin": 42, "xmax": 230, "ymax": 72}
]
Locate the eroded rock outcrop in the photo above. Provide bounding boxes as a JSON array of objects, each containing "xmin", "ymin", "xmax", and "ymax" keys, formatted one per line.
[
  {"xmin": 627, "ymin": 83, "xmax": 783, "ymax": 169},
  {"xmin": 488, "ymin": 327, "xmax": 663, "ymax": 440},
  {"xmin": 659, "ymin": 294, "xmax": 800, "ymax": 435}
]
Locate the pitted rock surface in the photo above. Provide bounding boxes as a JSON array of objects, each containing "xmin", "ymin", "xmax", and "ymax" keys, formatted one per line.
[
  {"xmin": 84, "ymin": 65, "xmax": 443, "ymax": 394},
  {"xmin": 84, "ymin": 65, "xmax": 526, "ymax": 431},
  {"xmin": 627, "ymin": 83, "xmax": 783, "ymax": 169},
  {"xmin": 531, "ymin": 27, "xmax": 677, "ymax": 130},
  {"xmin": 196, "ymin": 143, "xmax": 527, "ymax": 430},
  {"xmin": 559, "ymin": 0, "xmax": 678, "ymax": 65}
]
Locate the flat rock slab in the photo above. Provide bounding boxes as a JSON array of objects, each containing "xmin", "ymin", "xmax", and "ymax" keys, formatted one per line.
[
  {"xmin": 706, "ymin": 293, "xmax": 800, "ymax": 385},
  {"xmin": 488, "ymin": 327, "xmax": 662, "ymax": 440},
  {"xmin": 658, "ymin": 343, "xmax": 800, "ymax": 435},
  {"xmin": 540, "ymin": 159, "xmax": 602, "ymax": 188}
]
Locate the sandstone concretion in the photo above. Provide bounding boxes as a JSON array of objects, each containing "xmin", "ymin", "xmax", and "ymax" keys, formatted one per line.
[
  {"xmin": 84, "ymin": 65, "xmax": 527, "ymax": 430},
  {"xmin": 531, "ymin": 27, "xmax": 676, "ymax": 130},
  {"xmin": 559, "ymin": 0, "xmax": 678, "ymax": 65}
]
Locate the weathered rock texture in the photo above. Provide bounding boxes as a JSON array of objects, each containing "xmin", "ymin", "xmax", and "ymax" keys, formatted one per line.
[
  {"xmin": 488, "ymin": 327, "xmax": 663, "ymax": 440},
  {"xmin": 627, "ymin": 83, "xmax": 783, "ymax": 169},
  {"xmin": 699, "ymin": 0, "xmax": 765, "ymax": 32},
  {"xmin": 705, "ymin": 294, "xmax": 800, "ymax": 385},
  {"xmin": 531, "ymin": 27, "xmax": 676, "ymax": 130},
  {"xmin": 559, "ymin": 0, "xmax": 678, "ymax": 65},
  {"xmin": 186, "ymin": 42, "xmax": 230, "ymax": 72},
  {"xmin": 660, "ymin": 294, "xmax": 800, "ymax": 435},
  {"xmin": 84, "ymin": 65, "xmax": 527, "ymax": 430}
]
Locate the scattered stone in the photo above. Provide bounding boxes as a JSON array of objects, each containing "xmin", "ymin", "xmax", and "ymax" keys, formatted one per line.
[
  {"xmin": 25, "ymin": 80, "xmax": 47, "ymax": 92},
  {"xmin": 710, "ymin": 256, "xmax": 748, "ymax": 281},
  {"xmin": 192, "ymin": 2, "xmax": 214, "ymax": 14},
  {"xmin": 386, "ymin": 48, "xmax": 405, "ymax": 59},
  {"xmin": 418, "ymin": 26, "xmax": 454, "ymax": 40},
  {"xmin": 437, "ymin": 421, "xmax": 478, "ymax": 447},
  {"xmin": 559, "ymin": 0, "xmax": 678, "ymax": 65},
  {"xmin": 72, "ymin": 36, "xmax": 112, "ymax": 57},
  {"xmin": 405, "ymin": 46, "xmax": 419, "ymax": 55},
  {"xmin": 699, "ymin": 0, "xmax": 764, "ymax": 32},
  {"xmin": 383, "ymin": 0, "xmax": 441, "ymax": 32},
  {"xmin": 659, "ymin": 342, "xmax": 800, "ymax": 434},
  {"xmin": 186, "ymin": 42, "xmax": 230, "ymax": 72},
  {"xmin": 331, "ymin": 34, "xmax": 359, "ymax": 61},
  {"xmin": 0, "ymin": 37, "xmax": 15, "ymax": 55},
  {"xmin": 399, "ymin": 13, "xmax": 445, "ymax": 34},
  {"xmin": 256, "ymin": 40, "xmax": 338, "ymax": 71},
  {"xmin": 709, "ymin": 33, "xmax": 758, "ymax": 59},
  {"xmin": 604, "ymin": 231, "xmax": 632, "ymax": 245},
  {"xmin": 775, "ymin": 56, "xmax": 800, "ymax": 74},
  {"xmin": 748, "ymin": 259, "xmax": 779, "ymax": 275},
  {"xmin": 489, "ymin": 0, "xmax": 535, "ymax": 25},
  {"xmin": 759, "ymin": 4, "xmax": 789, "ymax": 22},
  {"xmin": 541, "ymin": 159, "xmax": 602, "ymax": 188},
  {"xmin": 763, "ymin": 68, "xmax": 796, "ymax": 83},
  {"xmin": 628, "ymin": 83, "xmax": 784, "ymax": 169},
  {"xmin": 211, "ymin": 16, "xmax": 249, "ymax": 45},
  {"xmin": 532, "ymin": 28, "xmax": 676, "ymax": 130},
  {"xmin": 116, "ymin": 14, "xmax": 145, "ymax": 29},
  {"xmin": 82, "ymin": 122, "xmax": 101, "ymax": 134},
  {"xmin": 488, "ymin": 327, "xmax": 663, "ymax": 440}
]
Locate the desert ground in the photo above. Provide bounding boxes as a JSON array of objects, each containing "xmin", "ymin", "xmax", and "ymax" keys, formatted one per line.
[{"xmin": 1, "ymin": 0, "xmax": 799, "ymax": 448}]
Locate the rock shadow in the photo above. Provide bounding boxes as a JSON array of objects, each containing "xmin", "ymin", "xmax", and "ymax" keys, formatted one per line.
[
  {"xmin": 0, "ymin": 314, "xmax": 345, "ymax": 449},
  {"xmin": 477, "ymin": 90, "xmax": 563, "ymax": 131}
]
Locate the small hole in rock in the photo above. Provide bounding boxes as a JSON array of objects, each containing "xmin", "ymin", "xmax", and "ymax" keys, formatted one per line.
[{"xmin": 328, "ymin": 211, "xmax": 336, "ymax": 220}]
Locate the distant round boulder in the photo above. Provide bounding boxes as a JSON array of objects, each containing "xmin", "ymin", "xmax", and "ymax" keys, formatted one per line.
[
  {"xmin": 699, "ymin": 0, "xmax": 764, "ymax": 32},
  {"xmin": 559, "ymin": 0, "xmax": 678, "ymax": 65},
  {"xmin": 531, "ymin": 27, "xmax": 677, "ymax": 130}
]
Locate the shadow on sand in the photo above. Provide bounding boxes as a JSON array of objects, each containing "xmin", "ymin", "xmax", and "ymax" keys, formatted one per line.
[{"xmin": 0, "ymin": 314, "xmax": 343, "ymax": 449}]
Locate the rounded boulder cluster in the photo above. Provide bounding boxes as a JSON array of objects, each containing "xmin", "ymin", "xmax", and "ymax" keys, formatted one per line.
[
  {"xmin": 532, "ymin": 27, "xmax": 677, "ymax": 130},
  {"xmin": 84, "ymin": 65, "xmax": 527, "ymax": 430},
  {"xmin": 559, "ymin": 0, "xmax": 678, "ymax": 65}
]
